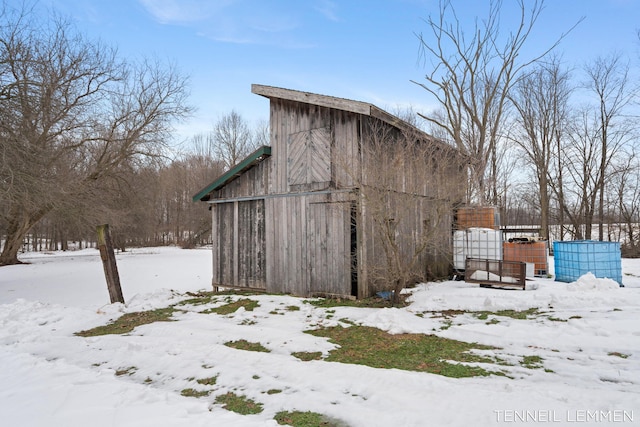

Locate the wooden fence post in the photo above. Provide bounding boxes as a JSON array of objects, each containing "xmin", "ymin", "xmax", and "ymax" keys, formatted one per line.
[{"xmin": 96, "ymin": 224, "xmax": 125, "ymax": 304}]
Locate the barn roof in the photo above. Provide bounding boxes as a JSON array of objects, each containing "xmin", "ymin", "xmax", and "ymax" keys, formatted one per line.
[
  {"xmin": 251, "ymin": 84, "xmax": 428, "ymax": 137},
  {"xmin": 192, "ymin": 145, "xmax": 271, "ymax": 202}
]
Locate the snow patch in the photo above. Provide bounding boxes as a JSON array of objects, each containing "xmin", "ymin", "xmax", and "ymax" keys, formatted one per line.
[{"xmin": 567, "ymin": 273, "xmax": 621, "ymax": 291}]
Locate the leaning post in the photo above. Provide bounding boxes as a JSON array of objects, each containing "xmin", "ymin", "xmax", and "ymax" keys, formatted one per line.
[{"xmin": 96, "ymin": 224, "xmax": 125, "ymax": 304}]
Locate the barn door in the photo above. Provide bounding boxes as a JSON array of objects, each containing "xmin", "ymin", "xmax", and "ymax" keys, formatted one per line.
[
  {"xmin": 212, "ymin": 200, "xmax": 266, "ymax": 290},
  {"xmin": 288, "ymin": 127, "xmax": 332, "ymax": 190},
  {"xmin": 237, "ymin": 199, "xmax": 266, "ymax": 289},
  {"xmin": 308, "ymin": 201, "xmax": 354, "ymax": 297}
]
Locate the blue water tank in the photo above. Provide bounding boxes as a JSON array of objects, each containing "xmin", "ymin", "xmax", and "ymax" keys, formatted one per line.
[{"xmin": 553, "ymin": 240, "xmax": 622, "ymax": 286}]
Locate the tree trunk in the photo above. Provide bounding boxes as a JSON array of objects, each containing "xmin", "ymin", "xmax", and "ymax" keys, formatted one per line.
[
  {"xmin": 1, "ymin": 215, "xmax": 33, "ymax": 265},
  {"xmin": 0, "ymin": 206, "xmax": 50, "ymax": 266},
  {"xmin": 539, "ymin": 174, "xmax": 550, "ymax": 241}
]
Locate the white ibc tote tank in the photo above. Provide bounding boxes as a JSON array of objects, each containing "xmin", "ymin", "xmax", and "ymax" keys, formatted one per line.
[{"xmin": 453, "ymin": 227, "xmax": 503, "ymax": 270}]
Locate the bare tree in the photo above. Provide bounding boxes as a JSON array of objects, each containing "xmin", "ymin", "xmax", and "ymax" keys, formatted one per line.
[
  {"xmin": 508, "ymin": 57, "xmax": 572, "ymax": 239},
  {"xmin": 413, "ymin": 0, "xmax": 580, "ymax": 204},
  {"xmin": 557, "ymin": 108, "xmax": 602, "ymax": 239},
  {"xmin": 0, "ymin": 4, "xmax": 191, "ymax": 265},
  {"xmin": 212, "ymin": 110, "xmax": 257, "ymax": 170},
  {"xmin": 547, "ymin": 55, "xmax": 636, "ymax": 241},
  {"xmin": 253, "ymin": 119, "xmax": 270, "ymax": 147},
  {"xmin": 613, "ymin": 151, "xmax": 640, "ymax": 256},
  {"xmin": 337, "ymin": 120, "xmax": 464, "ymax": 305},
  {"xmin": 583, "ymin": 53, "xmax": 637, "ymax": 240}
]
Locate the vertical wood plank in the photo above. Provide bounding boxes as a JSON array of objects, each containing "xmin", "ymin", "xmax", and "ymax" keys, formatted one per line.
[
  {"xmin": 211, "ymin": 204, "xmax": 219, "ymax": 287},
  {"xmin": 233, "ymin": 201, "xmax": 239, "ymax": 286}
]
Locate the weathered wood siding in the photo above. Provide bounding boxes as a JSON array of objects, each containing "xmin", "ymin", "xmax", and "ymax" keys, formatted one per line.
[
  {"xmin": 264, "ymin": 192, "xmax": 354, "ymax": 297},
  {"xmin": 358, "ymin": 193, "xmax": 454, "ymax": 295},
  {"xmin": 212, "ymin": 160, "xmax": 270, "ymax": 200},
  {"xmin": 211, "ymin": 202, "xmax": 232, "ymax": 287},
  {"xmin": 268, "ymin": 99, "xmax": 360, "ymax": 194},
  {"xmin": 211, "ymin": 199, "xmax": 266, "ymax": 289},
  {"xmin": 307, "ymin": 196, "xmax": 353, "ymax": 296}
]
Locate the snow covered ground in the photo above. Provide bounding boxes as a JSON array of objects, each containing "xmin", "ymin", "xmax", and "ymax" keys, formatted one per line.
[{"xmin": 0, "ymin": 246, "xmax": 638, "ymax": 427}]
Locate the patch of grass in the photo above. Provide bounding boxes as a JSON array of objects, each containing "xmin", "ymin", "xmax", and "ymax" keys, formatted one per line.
[
  {"xmin": 266, "ymin": 389, "xmax": 282, "ymax": 395},
  {"xmin": 521, "ymin": 355, "xmax": 544, "ymax": 369},
  {"xmin": 307, "ymin": 294, "xmax": 407, "ymax": 309},
  {"xmin": 285, "ymin": 305, "xmax": 301, "ymax": 311},
  {"xmin": 215, "ymin": 392, "xmax": 263, "ymax": 415},
  {"xmin": 307, "ymin": 325, "xmax": 502, "ymax": 378},
  {"xmin": 224, "ymin": 339, "xmax": 270, "ymax": 353},
  {"xmin": 608, "ymin": 352, "xmax": 630, "ymax": 359},
  {"xmin": 496, "ymin": 307, "xmax": 542, "ymax": 320},
  {"xmin": 494, "ymin": 308, "xmax": 540, "ymax": 320},
  {"xmin": 202, "ymin": 298, "xmax": 259, "ymax": 315},
  {"xmin": 292, "ymin": 351, "xmax": 323, "ymax": 361},
  {"xmin": 196, "ymin": 376, "xmax": 218, "ymax": 386},
  {"xmin": 426, "ymin": 308, "xmax": 541, "ymax": 327},
  {"xmin": 179, "ymin": 290, "xmax": 263, "ymax": 306},
  {"xmin": 274, "ymin": 410, "xmax": 345, "ymax": 427},
  {"xmin": 430, "ymin": 309, "xmax": 467, "ymax": 319},
  {"xmin": 440, "ymin": 320, "xmax": 453, "ymax": 330},
  {"xmin": 115, "ymin": 366, "xmax": 136, "ymax": 376},
  {"xmin": 176, "ymin": 291, "xmax": 218, "ymax": 306},
  {"xmin": 545, "ymin": 314, "xmax": 581, "ymax": 322},
  {"xmin": 467, "ymin": 308, "xmax": 541, "ymax": 321},
  {"xmin": 181, "ymin": 388, "xmax": 211, "ymax": 398},
  {"xmin": 75, "ymin": 307, "xmax": 177, "ymax": 337}
]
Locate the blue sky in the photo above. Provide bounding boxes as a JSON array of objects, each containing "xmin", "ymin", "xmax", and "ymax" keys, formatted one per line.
[{"xmin": 31, "ymin": 0, "xmax": 640, "ymax": 143}]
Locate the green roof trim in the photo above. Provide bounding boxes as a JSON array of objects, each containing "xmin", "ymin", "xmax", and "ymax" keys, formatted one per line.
[{"xmin": 192, "ymin": 145, "xmax": 272, "ymax": 202}]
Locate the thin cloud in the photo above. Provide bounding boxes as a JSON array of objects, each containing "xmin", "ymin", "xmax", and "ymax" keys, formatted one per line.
[
  {"xmin": 314, "ymin": 0, "xmax": 340, "ymax": 22},
  {"xmin": 139, "ymin": 0, "xmax": 318, "ymax": 49},
  {"xmin": 204, "ymin": 32, "xmax": 317, "ymax": 49},
  {"xmin": 138, "ymin": 0, "xmax": 234, "ymax": 24}
]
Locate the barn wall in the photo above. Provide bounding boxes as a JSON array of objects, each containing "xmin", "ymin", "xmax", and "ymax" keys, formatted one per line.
[
  {"xmin": 265, "ymin": 191, "xmax": 354, "ymax": 297},
  {"xmin": 358, "ymin": 194, "xmax": 454, "ymax": 296},
  {"xmin": 269, "ymin": 99, "xmax": 360, "ymax": 194},
  {"xmin": 355, "ymin": 116, "xmax": 463, "ymax": 296}
]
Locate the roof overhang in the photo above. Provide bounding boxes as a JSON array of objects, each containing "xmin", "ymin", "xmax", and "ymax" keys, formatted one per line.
[
  {"xmin": 192, "ymin": 145, "xmax": 272, "ymax": 202},
  {"xmin": 252, "ymin": 84, "xmax": 372, "ymax": 115}
]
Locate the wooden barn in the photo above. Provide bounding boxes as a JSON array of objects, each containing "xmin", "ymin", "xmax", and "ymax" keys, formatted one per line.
[{"xmin": 193, "ymin": 84, "xmax": 465, "ymax": 298}]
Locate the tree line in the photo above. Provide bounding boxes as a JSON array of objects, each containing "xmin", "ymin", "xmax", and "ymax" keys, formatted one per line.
[
  {"xmin": 2, "ymin": 0, "xmax": 640, "ymax": 265},
  {"xmin": 1, "ymin": 102, "xmax": 265, "ymax": 262},
  {"xmin": 414, "ymin": 0, "xmax": 640, "ymax": 256},
  {"xmin": 0, "ymin": 1, "xmax": 266, "ymax": 264}
]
